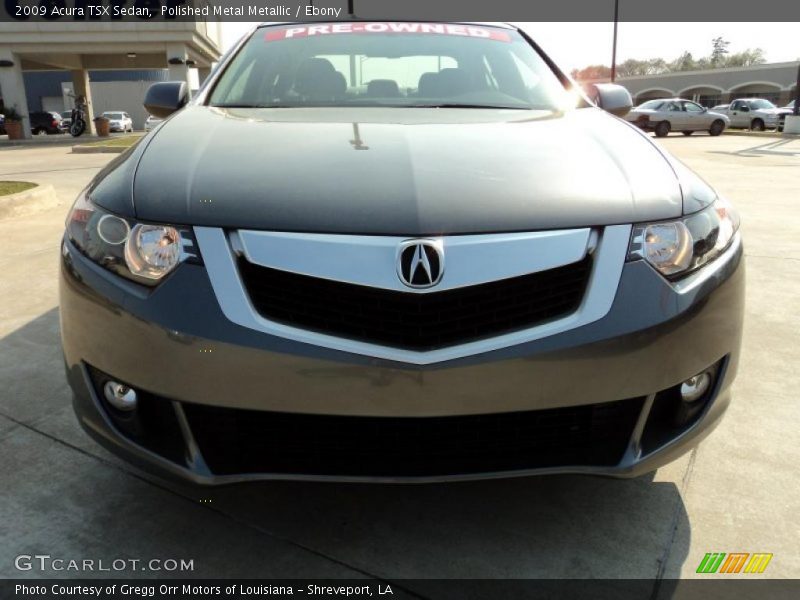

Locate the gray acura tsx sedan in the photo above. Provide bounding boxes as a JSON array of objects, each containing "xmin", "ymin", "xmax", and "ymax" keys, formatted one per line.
[{"xmin": 60, "ymin": 21, "xmax": 744, "ymax": 484}]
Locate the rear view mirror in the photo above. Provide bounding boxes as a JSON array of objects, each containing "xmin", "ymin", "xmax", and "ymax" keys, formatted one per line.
[
  {"xmin": 144, "ymin": 82, "xmax": 188, "ymax": 119},
  {"xmin": 586, "ymin": 83, "xmax": 633, "ymax": 117}
]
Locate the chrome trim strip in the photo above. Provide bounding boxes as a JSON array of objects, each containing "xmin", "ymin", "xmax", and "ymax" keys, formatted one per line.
[
  {"xmin": 195, "ymin": 225, "xmax": 631, "ymax": 365},
  {"xmin": 235, "ymin": 228, "xmax": 592, "ymax": 293}
]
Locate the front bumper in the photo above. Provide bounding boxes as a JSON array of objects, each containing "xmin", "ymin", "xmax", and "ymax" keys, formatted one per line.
[{"xmin": 60, "ymin": 232, "xmax": 745, "ymax": 484}]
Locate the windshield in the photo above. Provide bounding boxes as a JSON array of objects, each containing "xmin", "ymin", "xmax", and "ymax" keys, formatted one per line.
[
  {"xmin": 748, "ymin": 99, "xmax": 775, "ymax": 110},
  {"xmin": 104, "ymin": 112, "xmax": 124, "ymax": 119},
  {"xmin": 209, "ymin": 23, "xmax": 572, "ymax": 110}
]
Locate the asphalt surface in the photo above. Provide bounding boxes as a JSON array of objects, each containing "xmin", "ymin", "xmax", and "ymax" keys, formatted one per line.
[{"xmin": 0, "ymin": 134, "xmax": 798, "ymax": 586}]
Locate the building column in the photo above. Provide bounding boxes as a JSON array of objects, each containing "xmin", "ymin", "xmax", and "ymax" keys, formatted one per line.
[
  {"xmin": 70, "ymin": 69, "xmax": 96, "ymax": 135},
  {"xmin": 167, "ymin": 43, "xmax": 193, "ymax": 98},
  {"xmin": 197, "ymin": 66, "xmax": 212, "ymax": 87},
  {"xmin": 0, "ymin": 48, "xmax": 32, "ymax": 138}
]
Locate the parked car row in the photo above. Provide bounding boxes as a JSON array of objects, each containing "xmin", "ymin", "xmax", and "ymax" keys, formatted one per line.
[
  {"xmin": 1, "ymin": 109, "xmax": 138, "ymax": 135},
  {"xmin": 626, "ymin": 96, "xmax": 797, "ymax": 137}
]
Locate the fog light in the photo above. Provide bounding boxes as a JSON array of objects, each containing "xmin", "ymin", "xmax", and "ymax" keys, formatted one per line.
[
  {"xmin": 680, "ymin": 372, "xmax": 712, "ymax": 403},
  {"xmin": 103, "ymin": 381, "xmax": 137, "ymax": 411}
]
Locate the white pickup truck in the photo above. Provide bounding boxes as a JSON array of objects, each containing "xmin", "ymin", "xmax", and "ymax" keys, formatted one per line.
[{"xmin": 715, "ymin": 98, "xmax": 790, "ymax": 131}]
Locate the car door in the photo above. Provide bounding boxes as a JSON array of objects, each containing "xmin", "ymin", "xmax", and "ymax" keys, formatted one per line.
[
  {"xmin": 664, "ymin": 101, "xmax": 687, "ymax": 128},
  {"xmin": 681, "ymin": 101, "xmax": 707, "ymax": 130},
  {"xmin": 729, "ymin": 100, "xmax": 749, "ymax": 127}
]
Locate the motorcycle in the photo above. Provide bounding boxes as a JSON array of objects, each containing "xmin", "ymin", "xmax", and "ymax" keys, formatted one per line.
[{"xmin": 70, "ymin": 96, "xmax": 87, "ymax": 137}]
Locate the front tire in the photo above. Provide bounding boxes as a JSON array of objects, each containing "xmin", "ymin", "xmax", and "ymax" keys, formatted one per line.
[
  {"xmin": 751, "ymin": 118, "xmax": 765, "ymax": 132},
  {"xmin": 70, "ymin": 120, "xmax": 86, "ymax": 137},
  {"xmin": 654, "ymin": 121, "xmax": 671, "ymax": 137},
  {"xmin": 709, "ymin": 120, "xmax": 725, "ymax": 136}
]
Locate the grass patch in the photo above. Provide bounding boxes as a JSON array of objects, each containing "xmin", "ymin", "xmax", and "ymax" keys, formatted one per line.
[
  {"xmin": 85, "ymin": 135, "xmax": 143, "ymax": 148},
  {"xmin": 0, "ymin": 181, "xmax": 37, "ymax": 197}
]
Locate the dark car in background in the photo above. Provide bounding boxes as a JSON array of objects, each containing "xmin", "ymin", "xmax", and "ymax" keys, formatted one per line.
[
  {"xmin": 30, "ymin": 111, "xmax": 62, "ymax": 135},
  {"xmin": 60, "ymin": 21, "xmax": 744, "ymax": 485}
]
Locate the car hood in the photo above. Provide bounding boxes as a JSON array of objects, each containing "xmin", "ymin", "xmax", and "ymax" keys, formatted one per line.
[
  {"xmin": 754, "ymin": 108, "xmax": 783, "ymax": 116},
  {"xmin": 114, "ymin": 106, "xmax": 701, "ymax": 235}
]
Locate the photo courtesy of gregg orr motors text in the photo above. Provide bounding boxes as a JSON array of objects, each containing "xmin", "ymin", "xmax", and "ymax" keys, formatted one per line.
[
  {"xmin": 14, "ymin": 584, "xmax": 390, "ymax": 597},
  {"xmin": 14, "ymin": 555, "xmax": 194, "ymax": 573}
]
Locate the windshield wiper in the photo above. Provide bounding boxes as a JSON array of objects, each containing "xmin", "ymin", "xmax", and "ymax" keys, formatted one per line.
[
  {"xmin": 211, "ymin": 103, "xmax": 293, "ymax": 109},
  {"xmin": 408, "ymin": 104, "xmax": 531, "ymax": 110}
]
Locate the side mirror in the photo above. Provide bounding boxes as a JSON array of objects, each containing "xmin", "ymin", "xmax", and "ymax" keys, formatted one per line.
[
  {"xmin": 587, "ymin": 83, "xmax": 633, "ymax": 117},
  {"xmin": 144, "ymin": 82, "xmax": 188, "ymax": 118}
]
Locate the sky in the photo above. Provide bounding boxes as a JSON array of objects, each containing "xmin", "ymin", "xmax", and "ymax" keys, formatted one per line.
[{"xmin": 220, "ymin": 22, "xmax": 800, "ymax": 72}]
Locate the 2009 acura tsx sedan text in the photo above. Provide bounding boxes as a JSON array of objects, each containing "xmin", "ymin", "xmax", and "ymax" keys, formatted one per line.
[{"xmin": 59, "ymin": 22, "xmax": 744, "ymax": 484}]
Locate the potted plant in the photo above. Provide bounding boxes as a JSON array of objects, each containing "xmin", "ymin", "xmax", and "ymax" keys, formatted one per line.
[
  {"xmin": 94, "ymin": 115, "xmax": 110, "ymax": 137},
  {"xmin": 1, "ymin": 106, "xmax": 24, "ymax": 140}
]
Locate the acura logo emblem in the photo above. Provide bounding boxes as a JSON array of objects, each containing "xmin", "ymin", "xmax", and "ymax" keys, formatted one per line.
[{"xmin": 397, "ymin": 240, "xmax": 444, "ymax": 288}]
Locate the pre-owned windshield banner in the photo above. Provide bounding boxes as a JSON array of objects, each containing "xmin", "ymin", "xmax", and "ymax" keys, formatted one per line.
[{"xmin": 2, "ymin": 0, "xmax": 800, "ymax": 22}]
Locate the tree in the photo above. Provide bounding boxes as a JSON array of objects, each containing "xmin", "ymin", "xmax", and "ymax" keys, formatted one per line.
[
  {"xmin": 726, "ymin": 48, "xmax": 766, "ymax": 67},
  {"xmin": 570, "ymin": 65, "xmax": 612, "ymax": 80},
  {"xmin": 670, "ymin": 51, "xmax": 697, "ymax": 72},
  {"xmin": 569, "ymin": 38, "xmax": 768, "ymax": 82},
  {"xmin": 710, "ymin": 37, "xmax": 731, "ymax": 67}
]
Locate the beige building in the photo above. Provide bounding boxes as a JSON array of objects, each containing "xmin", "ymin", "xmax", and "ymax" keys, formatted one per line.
[
  {"xmin": 616, "ymin": 62, "xmax": 800, "ymax": 108},
  {"xmin": 0, "ymin": 20, "xmax": 222, "ymax": 137}
]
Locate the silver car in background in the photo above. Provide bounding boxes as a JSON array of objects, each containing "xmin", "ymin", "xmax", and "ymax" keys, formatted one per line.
[
  {"xmin": 144, "ymin": 114, "xmax": 163, "ymax": 132},
  {"xmin": 625, "ymin": 99, "xmax": 729, "ymax": 137},
  {"xmin": 717, "ymin": 98, "xmax": 784, "ymax": 131},
  {"xmin": 102, "ymin": 111, "xmax": 134, "ymax": 133}
]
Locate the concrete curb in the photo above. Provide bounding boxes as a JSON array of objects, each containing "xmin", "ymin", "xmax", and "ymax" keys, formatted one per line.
[
  {"xmin": 723, "ymin": 130, "xmax": 799, "ymax": 139},
  {"xmin": 0, "ymin": 183, "xmax": 59, "ymax": 220},
  {"xmin": 72, "ymin": 144, "xmax": 128, "ymax": 154}
]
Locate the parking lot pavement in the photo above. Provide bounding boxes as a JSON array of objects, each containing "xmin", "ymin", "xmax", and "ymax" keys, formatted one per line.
[{"xmin": 1, "ymin": 136, "xmax": 798, "ymax": 587}]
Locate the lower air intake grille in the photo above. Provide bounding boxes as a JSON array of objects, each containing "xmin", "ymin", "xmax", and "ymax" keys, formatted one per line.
[{"xmin": 182, "ymin": 397, "xmax": 643, "ymax": 478}]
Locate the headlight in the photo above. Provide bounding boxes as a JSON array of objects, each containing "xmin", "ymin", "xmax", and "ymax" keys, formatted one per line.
[
  {"xmin": 628, "ymin": 198, "xmax": 740, "ymax": 279},
  {"xmin": 65, "ymin": 189, "xmax": 198, "ymax": 286}
]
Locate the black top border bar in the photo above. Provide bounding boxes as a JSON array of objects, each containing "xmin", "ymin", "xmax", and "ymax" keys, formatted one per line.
[{"xmin": 1, "ymin": 0, "xmax": 800, "ymax": 23}]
